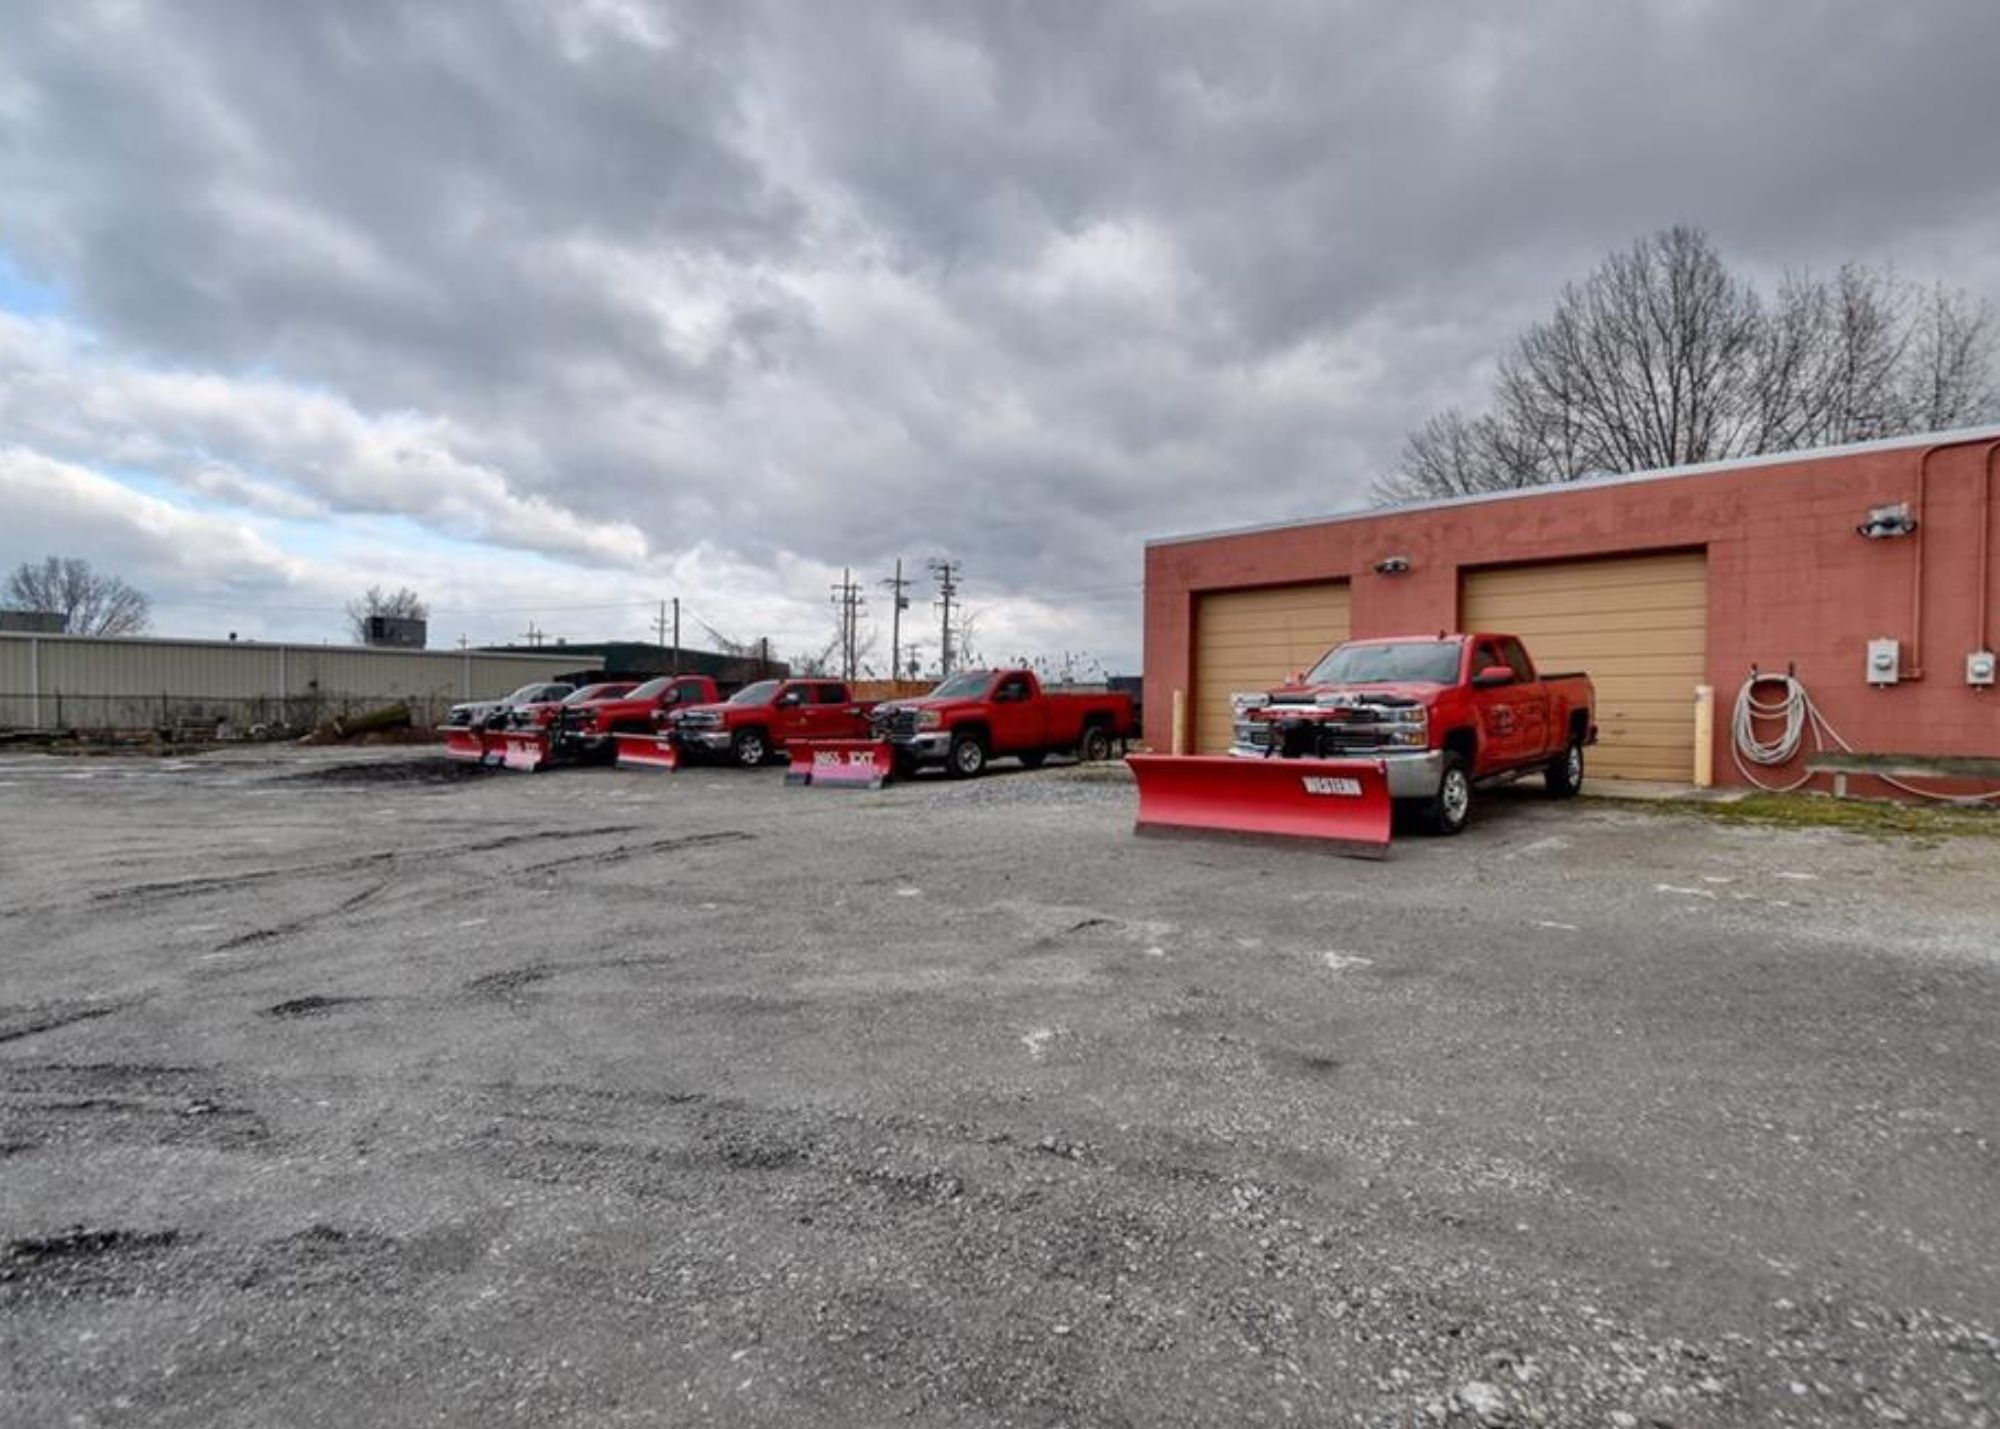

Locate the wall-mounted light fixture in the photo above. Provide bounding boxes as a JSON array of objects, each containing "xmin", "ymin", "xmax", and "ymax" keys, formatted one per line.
[
  {"xmin": 1856, "ymin": 502, "xmax": 1917, "ymax": 539},
  {"xmin": 1373, "ymin": 554, "xmax": 1412, "ymax": 575}
]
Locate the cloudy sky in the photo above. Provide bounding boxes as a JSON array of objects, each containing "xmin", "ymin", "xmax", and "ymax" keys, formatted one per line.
[{"xmin": 4, "ymin": 1, "xmax": 1998, "ymax": 671}]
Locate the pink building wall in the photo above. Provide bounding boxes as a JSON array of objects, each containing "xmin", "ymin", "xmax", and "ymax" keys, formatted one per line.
[{"xmin": 1143, "ymin": 430, "xmax": 2000, "ymax": 795}]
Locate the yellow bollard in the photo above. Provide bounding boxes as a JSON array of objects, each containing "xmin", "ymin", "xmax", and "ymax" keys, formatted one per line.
[
  {"xmin": 1692, "ymin": 684, "xmax": 1714, "ymax": 788},
  {"xmin": 1171, "ymin": 688, "xmax": 1187, "ymax": 756}
]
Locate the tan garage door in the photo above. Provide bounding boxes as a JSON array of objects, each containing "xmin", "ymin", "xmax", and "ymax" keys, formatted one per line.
[
  {"xmin": 1193, "ymin": 583, "xmax": 1352, "ymax": 753},
  {"xmin": 1460, "ymin": 551, "xmax": 1707, "ymax": 782}
]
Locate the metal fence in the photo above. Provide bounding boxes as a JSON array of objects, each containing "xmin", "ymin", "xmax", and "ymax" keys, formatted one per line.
[{"xmin": 0, "ymin": 690, "xmax": 462, "ymax": 739}]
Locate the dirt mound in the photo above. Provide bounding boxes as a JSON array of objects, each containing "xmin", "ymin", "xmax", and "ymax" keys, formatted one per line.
[{"xmin": 281, "ymin": 759, "xmax": 486, "ymax": 787}]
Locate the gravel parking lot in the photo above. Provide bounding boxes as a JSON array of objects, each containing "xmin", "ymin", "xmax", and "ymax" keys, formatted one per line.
[{"xmin": 3, "ymin": 748, "xmax": 1997, "ymax": 1428}]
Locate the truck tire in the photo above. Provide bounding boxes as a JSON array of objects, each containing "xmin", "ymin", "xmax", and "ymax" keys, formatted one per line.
[
  {"xmin": 948, "ymin": 731, "xmax": 988, "ymax": 778},
  {"xmin": 1544, "ymin": 738, "xmax": 1584, "ymax": 798},
  {"xmin": 732, "ymin": 727, "xmax": 769, "ymax": 767},
  {"xmin": 1421, "ymin": 752, "xmax": 1473, "ymax": 836},
  {"xmin": 1077, "ymin": 724, "xmax": 1113, "ymax": 763},
  {"xmin": 1017, "ymin": 750, "xmax": 1047, "ymax": 769}
]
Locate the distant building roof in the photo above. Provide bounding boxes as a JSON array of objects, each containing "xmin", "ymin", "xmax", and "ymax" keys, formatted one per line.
[{"xmin": 474, "ymin": 641, "xmax": 788, "ymax": 682}]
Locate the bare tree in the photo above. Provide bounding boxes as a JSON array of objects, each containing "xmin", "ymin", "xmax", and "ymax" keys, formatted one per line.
[
  {"xmin": 4, "ymin": 556, "xmax": 152, "ymax": 635},
  {"xmin": 1378, "ymin": 227, "xmax": 1999, "ymax": 502},
  {"xmin": 345, "ymin": 585, "xmax": 428, "ymax": 643},
  {"xmin": 785, "ymin": 635, "xmax": 840, "ymax": 677}
]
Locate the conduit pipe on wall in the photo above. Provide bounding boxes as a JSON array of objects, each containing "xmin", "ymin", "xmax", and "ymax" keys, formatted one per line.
[
  {"xmin": 1903, "ymin": 437, "xmax": 2000, "ymax": 680},
  {"xmin": 1981, "ymin": 442, "xmax": 1999, "ymax": 656},
  {"xmin": 1904, "ymin": 444, "xmax": 1940, "ymax": 680}
]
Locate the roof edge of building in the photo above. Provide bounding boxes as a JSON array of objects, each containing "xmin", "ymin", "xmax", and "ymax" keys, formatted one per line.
[
  {"xmin": 1144, "ymin": 423, "xmax": 2000, "ymax": 550},
  {"xmin": 0, "ymin": 631, "xmax": 579, "ymax": 661}
]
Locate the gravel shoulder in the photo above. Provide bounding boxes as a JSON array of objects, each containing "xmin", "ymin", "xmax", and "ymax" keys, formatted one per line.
[{"xmin": 2, "ymin": 748, "xmax": 1996, "ymax": 1428}]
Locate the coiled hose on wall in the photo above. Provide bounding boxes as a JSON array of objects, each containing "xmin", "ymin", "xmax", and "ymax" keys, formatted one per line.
[{"xmin": 1731, "ymin": 672, "xmax": 2000, "ymax": 802}]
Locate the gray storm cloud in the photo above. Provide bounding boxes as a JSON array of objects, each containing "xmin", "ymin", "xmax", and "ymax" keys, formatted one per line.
[{"xmin": 2, "ymin": 0, "xmax": 1998, "ymax": 658}]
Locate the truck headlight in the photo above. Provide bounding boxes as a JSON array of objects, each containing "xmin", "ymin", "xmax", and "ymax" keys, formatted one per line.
[
  {"xmin": 1231, "ymin": 692, "xmax": 1270, "ymax": 716},
  {"xmin": 1384, "ymin": 709, "xmax": 1428, "ymax": 747},
  {"xmin": 916, "ymin": 709, "xmax": 942, "ymax": 730}
]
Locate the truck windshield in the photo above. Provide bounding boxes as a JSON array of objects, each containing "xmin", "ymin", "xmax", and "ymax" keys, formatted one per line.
[
  {"xmin": 728, "ymin": 680, "xmax": 779, "ymax": 705},
  {"xmin": 1305, "ymin": 640, "xmax": 1462, "ymax": 685},
  {"xmin": 928, "ymin": 671, "xmax": 993, "ymax": 699},
  {"xmin": 629, "ymin": 678, "xmax": 672, "ymax": 699}
]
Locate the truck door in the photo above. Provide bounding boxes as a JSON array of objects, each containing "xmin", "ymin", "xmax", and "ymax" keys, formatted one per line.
[
  {"xmin": 1498, "ymin": 638, "xmax": 1551, "ymax": 758},
  {"xmin": 988, "ymin": 673, "xmax": 1040, "ymax": 752},
  {"xmin": 812, "ymin": 682, "xmax": 858, "ymax": 737},
  {"xmin": 1469, "ymin": 638, "xmax": 1528, "ymax": 770},
  {"xmin": 772, "ymin": 683, "xmax": 813, "ymax": 744}
]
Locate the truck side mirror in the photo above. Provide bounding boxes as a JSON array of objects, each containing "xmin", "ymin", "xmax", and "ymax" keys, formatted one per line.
[{"xmin": 1472, "ymin": 665, "xmax": 1515, "ymax": 688}]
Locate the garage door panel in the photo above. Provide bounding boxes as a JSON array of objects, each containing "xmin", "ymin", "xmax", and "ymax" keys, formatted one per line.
[
  {"xmin": 1507, "ymin": 628, "xmax": 1706, "ymax": 661},
  {"xmin": 1194, "ymin": 582, "xmax": 1350, "ymax": 753},
  {"xmin": 1467, "ymin": 586, "xmax": 1706, "ymax": 623},
  {"xmin": 1462, "ymin": 552, "xmax": 1707, "ymax": 782},
  {"xmin": 1464, "ymin": 553, "xmax": 1706, "ymax": 592}
]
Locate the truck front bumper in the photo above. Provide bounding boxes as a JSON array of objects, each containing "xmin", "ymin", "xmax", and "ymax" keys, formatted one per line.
[
  {"xmin": 887, "ymin": 732, "xmax": 953, "ymax": 763},
  {"xmin": 1228, "ymin": 744, "xmax": 1444, "ymax": 799},
  {"xmin": 682, "ymin": 730, "xmax": 734, "ymax": 751}
]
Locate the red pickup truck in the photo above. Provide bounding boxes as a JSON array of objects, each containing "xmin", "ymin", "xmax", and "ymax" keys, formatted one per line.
[
  {"xmin": 671, "ymin": 678, "xmax": 875, "ymax": 767},
  {"xmin": 1233, "ymin": 633, "xmax": 1595, "ymax": 834},
  {"xmin": 556, "ymin": 675, "xmax": 720, "ymax": 757},
  {"xmin": 505, "ymin": 682, "xmax": 636, "ymax": 730},
  {"xmin": 873, "ymin": 668, "xmax": 1137, "ymax": 777}
]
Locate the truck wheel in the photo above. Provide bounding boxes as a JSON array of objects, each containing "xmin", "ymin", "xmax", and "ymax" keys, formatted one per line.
[
  {"xmin": 1078, "ymin": 725, "xmax": 1113, "ymax": 762},
  {"xmin": 732, "ymin": 728, "xmax": 768, "ymax": 767},
  {"xmin": 1544, "ymin": 739, "xmax": 1584, "ymax": 798},
  {"xmin": 948, "ymin": 732, "xmax": 988, "ymax": 778},
  {"xmin": 1017, "ymin": 750, "xmax": 1047, "ymax": 769},
  {"xmin": 1421, "ymin": 753, "xmax": 1473, "ymax": 836}
]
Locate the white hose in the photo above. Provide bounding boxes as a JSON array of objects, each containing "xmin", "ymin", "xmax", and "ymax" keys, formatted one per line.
[{"xmin": 1731, "ymin": 672, "xmax": 2000, "ymax": 803}]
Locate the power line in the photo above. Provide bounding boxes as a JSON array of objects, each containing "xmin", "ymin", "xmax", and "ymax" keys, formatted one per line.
[
  {"xmin": 880, "ymin": 558, "xmax": 910, "ymax": 684},
  {"xmin": 927, "ymin": 558, "xmax": 961, "ymax": 676},
  {"xmin": 829, "ymin": 567, "xmax": 866, "ymax": 681}
]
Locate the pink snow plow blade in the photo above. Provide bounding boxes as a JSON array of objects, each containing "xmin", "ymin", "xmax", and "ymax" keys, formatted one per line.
[
  {"xmin": 492, "ymin": 729, "xmax": 553, "ymax": 772},
  {"xmin": 787, "ymin": 739, "xmax": 894, "ymax": 789},
  {"xmin": 1126, "ymin": 754, "xmax": 1392, "ymax": 858},
  {"xmin": 440, "ymin": 726, "xmax": 491, "ymax": 764},
  {"xmin": 614, "ymin": 732, "xmax": 681, "ymax": 772}
]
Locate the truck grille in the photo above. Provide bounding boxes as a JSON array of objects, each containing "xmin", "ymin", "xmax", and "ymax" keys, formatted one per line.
[
  {"xmin": 878, "ymin": 709, "xmax": 920, "ymax": 739},
  {"xmin": 1238, "ymin": 705, "xmax": 1405, "ymax": 756}
]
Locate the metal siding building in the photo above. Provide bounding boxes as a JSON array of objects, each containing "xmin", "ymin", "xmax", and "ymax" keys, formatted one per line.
[{"xmin": 0, "ymin": 634, "xmax": 577, "ymax": 731}]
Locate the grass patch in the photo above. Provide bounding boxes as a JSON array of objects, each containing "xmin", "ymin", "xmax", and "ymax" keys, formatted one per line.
[{"xmin": 1643, "ymin": 791, "xmax": 2000, "ymax": 839}]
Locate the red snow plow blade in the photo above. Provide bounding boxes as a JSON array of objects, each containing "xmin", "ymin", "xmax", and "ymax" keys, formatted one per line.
[
  {"xmin": 492, "ymin": 728, "xmax": 553, "ymax": 773},
  {"xmin": 1127, "ymin": 754, "xmax": 1392, "ymax": 858},
  {"xmin": 787, "ymin": 738, "xmax": 894, "ymax": 789},
  {"xmin": 613, "ymin": 732, "xmax": 681, "ymax": 772},
  {"xmin": 440, "ymin": 726, "xmax": 493, "ymax": 764}
]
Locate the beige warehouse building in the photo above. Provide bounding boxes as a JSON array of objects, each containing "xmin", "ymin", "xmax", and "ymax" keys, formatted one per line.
[{"xmin": 0, "ymin": 632, "xmax": 579, "ymax": 733}]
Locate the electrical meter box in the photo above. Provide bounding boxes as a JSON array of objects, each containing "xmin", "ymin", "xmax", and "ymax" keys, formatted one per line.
[
  {"xmin": 1970, "ymin": 650, "xmax": 1998, "ymax": 687},
  {"xmin": 1865, "ymin": 638, "xmax": 1901, "ymax": 686}
]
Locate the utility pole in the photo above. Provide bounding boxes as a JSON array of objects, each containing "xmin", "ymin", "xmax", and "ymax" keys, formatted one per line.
[
  {"xmin": 654, "ymin": 598, "xmax": 683, "ymax": 673},
  {"xmin": 519, "ymin": 622, "xmax": 544, "ymax": 648},
  {"xmin": 928, "ymin": 558, "xmax": 961, "ymax": 676},
  {"xmin": 829, "ymin": 567, "xmax": 866, "ymax": 680},
  {"xmin": 880, "ymin": 559, "xmax": 910, "ymax": 686}
]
